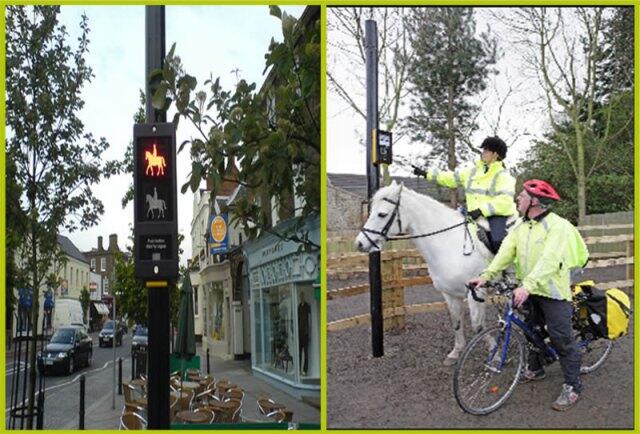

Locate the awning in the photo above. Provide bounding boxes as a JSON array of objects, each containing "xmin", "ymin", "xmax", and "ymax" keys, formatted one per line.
[{"xmin": 93, "ymin": 302, "xmax": 110, "ymax": 315}]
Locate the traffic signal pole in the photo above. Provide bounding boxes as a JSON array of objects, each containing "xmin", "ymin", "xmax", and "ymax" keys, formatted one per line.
[
  {"xmin": 144, "ymin": 6, "xmax": 170, "ymax": 429},
  {"xmin": 365, "ymin": 20, "xmax": 383, "ymax": 358}
]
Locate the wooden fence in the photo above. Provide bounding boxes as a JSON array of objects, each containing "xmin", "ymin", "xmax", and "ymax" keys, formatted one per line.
[{"xmin": 327, "ymin": 225, "xmax": 634, "ymax": 332}]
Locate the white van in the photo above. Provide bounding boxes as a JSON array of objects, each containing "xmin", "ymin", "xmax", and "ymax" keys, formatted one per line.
[{"xmin": 52, "ymin": 298, "xmax": 87, "ymax": 332}]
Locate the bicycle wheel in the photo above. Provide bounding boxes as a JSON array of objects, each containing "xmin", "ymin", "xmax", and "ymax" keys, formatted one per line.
[
  {"xmin": 453, "ymin": 325, "xmax": 526, "ymax": 415},
  {"xmin": 577, "ymin": 334, "xmax": 613, "ymax": 374}
]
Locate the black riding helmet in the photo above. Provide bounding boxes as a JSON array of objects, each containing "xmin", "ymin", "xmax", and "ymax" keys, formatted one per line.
[{"xmin": 480, "ymin": 136, "xmax": 507, "ymax": 160}]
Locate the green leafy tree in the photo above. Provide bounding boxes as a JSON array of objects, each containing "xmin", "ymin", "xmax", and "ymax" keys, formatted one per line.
[
  {"xmin": 405, "ymin": 7, "xmax": 497, "ymax": 206},
  {"xmin": 6, "ymin": 6, "xmax": 119, "ymax": 426},
  {"xmin": 79, "ymin": 286, "xmax": 91, "ymax": 324},
  {"xmin": 151, "ymin": 6, "xmax": 320, "ymax": 248}
]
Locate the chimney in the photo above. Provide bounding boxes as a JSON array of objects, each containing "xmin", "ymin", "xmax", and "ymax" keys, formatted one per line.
[
  {"xmin": 108, "ymin": 234, "xmax": 119, "ymax": 252},
  {"xmin": 97, "ymin": 236, "xmax": 104, "ymax": 251}
]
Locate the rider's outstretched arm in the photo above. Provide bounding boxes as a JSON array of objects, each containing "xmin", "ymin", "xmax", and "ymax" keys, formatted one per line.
[{"xmin": 423, "ymin": 166, "xmax": 469, "ymax": 190}]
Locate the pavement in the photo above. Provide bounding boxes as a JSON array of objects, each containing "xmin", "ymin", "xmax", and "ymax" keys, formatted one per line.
[{"xmin": 6, "ymin": 338, "xmax": 319, "ymax": 429}]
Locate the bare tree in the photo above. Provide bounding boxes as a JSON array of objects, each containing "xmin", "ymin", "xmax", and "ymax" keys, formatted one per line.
[
  {"xmin": 497, "ymin": 7, "xmax": 629, "ymax": 223},
  {"xmin": 327, "ymin": 7, "xmax": 411, "ymax": 183}
]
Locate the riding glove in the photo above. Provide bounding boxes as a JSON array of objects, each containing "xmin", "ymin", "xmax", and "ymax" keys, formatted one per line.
[
  {"xmin": 468, "ymin": 209, "xmax": 483, "ymax": 220},
  {"xmin": 412, "ymin": 165, "xmax": 427, "ymax": 177}
]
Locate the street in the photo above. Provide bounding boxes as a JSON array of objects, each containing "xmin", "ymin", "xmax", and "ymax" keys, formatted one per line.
[{"xmin": 6, "ymin": 331, "xmax": 136, "ymax": 429}]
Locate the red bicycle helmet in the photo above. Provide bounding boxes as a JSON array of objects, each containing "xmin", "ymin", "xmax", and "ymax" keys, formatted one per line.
[{"xmin": 523, "ymin": 179, "xmax": 561, "ymax": 201}]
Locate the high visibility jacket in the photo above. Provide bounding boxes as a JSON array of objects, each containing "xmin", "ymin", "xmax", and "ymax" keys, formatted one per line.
[
  {"xmin": 424, "ymin": 160, "xmax": 516, "ymax": 217},
  {"xmin": 480, "ymin": 212, "xmax": 590, "ymax": 301}
]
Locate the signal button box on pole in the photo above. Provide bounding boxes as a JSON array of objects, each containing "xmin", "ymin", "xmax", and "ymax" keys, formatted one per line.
[
  {"xmin": 372, "ymin": 129, "xmax": 393, "ymax": 165},
  {"xmin": 133, "ymin": 123, "xmax": 178, "ymax": 281}
]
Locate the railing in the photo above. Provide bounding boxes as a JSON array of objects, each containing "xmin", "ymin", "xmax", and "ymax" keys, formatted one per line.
[{"xmin": 327, "ymin": 227, "xmax": 634, "ymax": 332}]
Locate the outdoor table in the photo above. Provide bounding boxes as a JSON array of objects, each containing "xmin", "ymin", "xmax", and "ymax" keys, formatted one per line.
[
  {"xmin": 175, "ymin": 410, "xmax": 211, "ymax": 424},
  {"xmin": 215, "ymin": 382, "xmax": 237, "ymax": 395},
  {"xmin": 261, "ymin": 401, "xmax": 286, "ymax": 413},
  {"xmin": 180, "ymin": 380, "xmax": 200, "ymax": 389},
  {"xmin": 180, "ymin": 380, "xmax": 204, "ymax": 396}
]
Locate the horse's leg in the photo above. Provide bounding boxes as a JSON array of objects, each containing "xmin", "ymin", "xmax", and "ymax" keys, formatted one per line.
[
  {"xmin": 441, "ymin": 292, "xmax": 465, "ymax": 366},
  {"xmin": 467, "ymin": 289, "xmax": 486, "ymax": 335},
  {"xmin": 467, "ymin": 289, "xmax": 496, "ymax": 350}
]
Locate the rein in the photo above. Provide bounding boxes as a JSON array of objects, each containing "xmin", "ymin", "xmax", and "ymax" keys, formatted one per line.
[{"xmin": 360, "ymin": 186, "xmax": 476, "ymax": 255}]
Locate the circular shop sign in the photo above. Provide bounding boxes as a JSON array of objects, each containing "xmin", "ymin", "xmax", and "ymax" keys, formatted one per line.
[{"xmin": 211, "ymin": 215, "xmax": 227, "ymax": 243}]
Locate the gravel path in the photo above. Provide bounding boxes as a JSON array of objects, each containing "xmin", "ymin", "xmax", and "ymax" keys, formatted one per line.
[{"xmin": 327, "ymin": 265, "xmax": 633, "ymax": 429}]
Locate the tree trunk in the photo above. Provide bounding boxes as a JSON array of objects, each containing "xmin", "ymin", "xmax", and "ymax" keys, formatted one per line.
[
  {"xmin": 575, "ymin": 124, "xmax": 587, "ymax": 224},
  {"xmin": 447, "ymin": 85, "xmax": 457, "ymax": 207},
  {"xmin": 26, "ymin": 208, "xmax": 38, "ymax": 429}
]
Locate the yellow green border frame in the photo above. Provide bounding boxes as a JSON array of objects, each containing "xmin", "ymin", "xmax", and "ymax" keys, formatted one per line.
[
  {"xmin": 323, "ymin": 2, "xmax": 638, "ymax": 433},
  {"xmin": 0, "ymin": 1, "xmax": 638, "ymax": 433}
]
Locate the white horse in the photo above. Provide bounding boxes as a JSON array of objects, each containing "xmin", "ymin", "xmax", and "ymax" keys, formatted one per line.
[
  {"xmin": 146, "ymin": 194, "xmax": 166, "ymax": 219},
  {"xmin": 355, "ymin": 180, "xmax": 494, "ymax": 366}
]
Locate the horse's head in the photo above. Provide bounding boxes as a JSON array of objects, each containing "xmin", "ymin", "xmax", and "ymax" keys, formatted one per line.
[{"xmin": 355, "ymin": 181, "xmax": 404, "ymax": 252}]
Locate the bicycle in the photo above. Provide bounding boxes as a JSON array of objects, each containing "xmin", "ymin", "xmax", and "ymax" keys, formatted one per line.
[{"xmin": 453, "ymin": 279, "xmax": 613, "ymax": 415}]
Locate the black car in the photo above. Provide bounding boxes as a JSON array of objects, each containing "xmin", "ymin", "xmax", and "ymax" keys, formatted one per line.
[
  {"xmin": 131, "ymin": 326, "xmax": 148, "ymax": 354},
  {"xmin": 37, "ymin": 326, "xmax": 93, "ymax": 375},
  {"xmin": 99, "ymin": 319, "xmax": 124, "ymax": 347}
]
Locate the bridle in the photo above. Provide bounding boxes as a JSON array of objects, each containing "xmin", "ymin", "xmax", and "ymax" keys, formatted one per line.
[
  {"xmin": 360, "ymin": 185, "xmax": 405, "ymax": 250},
  {"xmin": 359, "ymin": 185, "xmax": 476, "ymax": 255}
]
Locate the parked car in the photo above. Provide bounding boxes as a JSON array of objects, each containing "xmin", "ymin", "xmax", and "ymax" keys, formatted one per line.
[
  {"xmin": 131, "ymin": 326, "xmax": 148, "ymax": 354},
  {"xmin": 37, "ymin": 326, "xmax": 92, "ymax": 375},
  {"xmin": 99, "ymin": 320, "xmax": 124, "ymax": 347}
]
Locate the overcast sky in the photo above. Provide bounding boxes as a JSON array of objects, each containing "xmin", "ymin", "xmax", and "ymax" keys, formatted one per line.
[
  {"xmin": 52, "ymin": 5, "xmax": 304, "ymax": 264},
  {"xmin": 327, "ymin": 7, "xmax": 567, "ymax": 176}
]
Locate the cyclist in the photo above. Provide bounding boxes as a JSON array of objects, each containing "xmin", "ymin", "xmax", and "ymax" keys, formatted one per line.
[
  {"xmin": 467, "ymin": 179, "xmax": 589, "ymax": 411},
  {"xmin": 412, "ymin": 136, "xmax": 516, "ymax": 253}
]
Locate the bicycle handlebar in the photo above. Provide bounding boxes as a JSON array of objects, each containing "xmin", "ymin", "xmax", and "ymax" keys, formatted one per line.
[
  {"xmin": 466, "ymin": 283, "xmax": 486, "ymax": 303},
  {"xmin": 466, "ymin": 280, "xmax": 519, "ymax": 303}
]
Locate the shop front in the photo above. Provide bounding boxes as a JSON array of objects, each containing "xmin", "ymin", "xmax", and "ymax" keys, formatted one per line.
[
  {"xmin": 245, "ymin": 217, "xmax": 320, "ymax": 395},
  {"xmin": 199, "ymin": 260, "xmax": 233, "ymax": 359}
]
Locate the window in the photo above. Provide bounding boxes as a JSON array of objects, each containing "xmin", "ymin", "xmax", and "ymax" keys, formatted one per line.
[
  {"xmin": 70, "ymin": 267, "xmax": 73, "ymax": 286},
  {"xmin": 101, "ymin": 257, "xmax": 106, "ymax": 272},
  {"xmin": 193, "ymin": 287, "xmax": 199, "ymax": 316},
  {"xmin": 90, "ymin": 258, "xmax": 96, "ymax": 271},
  {"xmin": 76, "ymin": 270, "xmax": 79, "ymax": 288},
  {"xmin": 104, "ymin": 278, "xmax": 109, "ymax": 294}
]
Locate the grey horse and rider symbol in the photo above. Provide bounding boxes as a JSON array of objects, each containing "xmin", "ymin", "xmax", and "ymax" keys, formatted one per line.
[{"xmin": 146, "ymin": 187, "xmax": 167, "ymax": 219}]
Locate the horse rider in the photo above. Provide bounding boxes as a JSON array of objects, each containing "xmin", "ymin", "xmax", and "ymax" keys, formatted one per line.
[
  {"xmin": 412, "ymin": 136, "xmax": 516, "ymax": 253},
  {"xmin": 467, "ymin": 179, "xmax": 589, "ymax": 411}
]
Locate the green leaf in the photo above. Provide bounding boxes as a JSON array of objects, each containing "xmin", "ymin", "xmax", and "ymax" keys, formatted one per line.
[
  {"xmin": 269, "ymin": 5, "xmax": 282, "ymax": 18},
  {"xmin": 178, "ymin": 138, "xmax": 190, "ymax": 153},
  {"xmin": 148, "ymin": 69, "xmax": 163, "ymax": 87},
  {"xmin": 178, "ymin": 74, "xmax": 197, "ymax": 91},
  {"xmin": 152, "ymin": 82, "xmax": 169, "ymax": 110},
  {"xmin": 167, "ymin": 42, "xmax": 176, "ymax": 60}
]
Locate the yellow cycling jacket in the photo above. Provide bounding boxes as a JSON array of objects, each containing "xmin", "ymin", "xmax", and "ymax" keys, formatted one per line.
[
  {"xmin": 481, "ymin": 212, "xmax": 589, "ymax": 301},
  {"xmin": 424, "ymin": 160, "xmax": 516, "ymax": 217}
]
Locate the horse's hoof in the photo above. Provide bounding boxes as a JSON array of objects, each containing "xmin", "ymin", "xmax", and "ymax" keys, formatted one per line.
[{"xmin": 443, "ymin": 357, "xmax": 458, "ymax": 367}]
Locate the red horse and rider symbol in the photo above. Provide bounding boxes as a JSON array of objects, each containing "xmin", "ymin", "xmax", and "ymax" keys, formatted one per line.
[{"xmin": 145, "ymin": 144, "xmax": 166, "ymax": 176}]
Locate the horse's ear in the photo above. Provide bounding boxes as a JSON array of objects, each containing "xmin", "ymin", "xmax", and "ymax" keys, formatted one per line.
[
  {"xmin": 400, "ymin": 181, "xmax": 405, "ymax": 187},
  {"xmin": 391, "ymin": 179, "xmax": 397, "ymax": 186}
]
